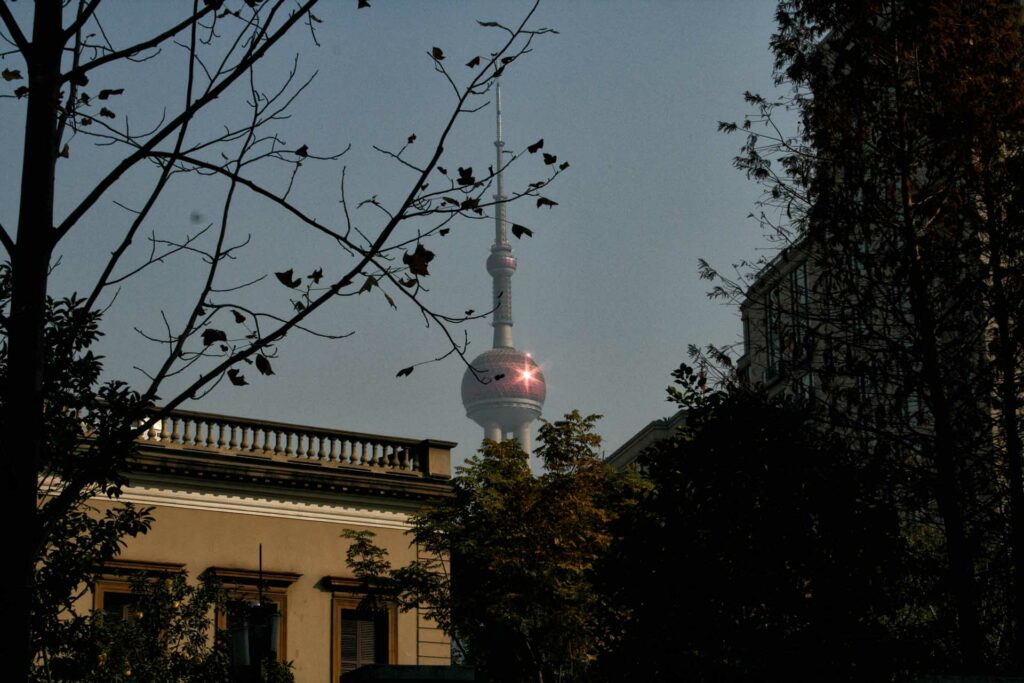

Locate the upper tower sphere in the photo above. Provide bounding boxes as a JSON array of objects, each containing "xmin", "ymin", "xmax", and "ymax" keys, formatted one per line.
[
  {"xmin": 487, "ymin": 249, "xmax": 517, "ymax": 277},
  {"xmin": 461, "ymin": 348, "xmax": 546, "ymax": 410}
]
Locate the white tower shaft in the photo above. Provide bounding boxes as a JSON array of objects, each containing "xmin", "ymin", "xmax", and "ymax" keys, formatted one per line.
[{"xmin": 488, "ymin": 80, "xmax": 516, "ymax": 349}]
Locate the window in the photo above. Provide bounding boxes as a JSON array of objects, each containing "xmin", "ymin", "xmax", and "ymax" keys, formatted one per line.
[
  {"xmin": 324, "ymin": 577, "xmax": 396, "ymax": 681},
  {"xmin": 221, "ymin": 590, "xmax": 286, "ymax": 674},
  {"xmin": 93, "ymin": 559, "xmax": 186, "ymax": 622},
  {"xmin": 765, "ymin": 285, "xmax": 785, "ymax": 382},
  {"xmin": 205, "ymin": 566, "xmax": 300, "ymax": 674},
  {"xmin": 789, "ymin": 262, "xmax": 810, "ymax": 354},
  {"xmin": 793, "ymin": 371, "xmax": 815, "ymax": 401},
  {"xmin": 95, "ymin": 586, "xmax": 137, "ymax": 621},
  {"xmin": 340, "ymin": 608, "xmax": 389, "ymax": 675}
]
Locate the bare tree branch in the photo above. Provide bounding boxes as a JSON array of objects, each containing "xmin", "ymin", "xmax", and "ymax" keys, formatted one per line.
[
  {"xmin": 0, "ymin": 3, "xmax": 29, "ymax": 55},
  {"xmin": 54, "ymin": 0, "xmax": 322, "ymax": 244},
  {"xmin": 61, "ymin": 3, "xmax": 217, "ymax": 85}
]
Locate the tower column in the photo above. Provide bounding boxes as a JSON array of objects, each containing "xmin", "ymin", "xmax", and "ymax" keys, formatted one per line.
[
  {"xmin": 484, "ymin": 423, "xmax": 501, "ymax": 443},
  {"xmin": 514, "ymin": 422, "xmax": 532, "ymax": 455}
]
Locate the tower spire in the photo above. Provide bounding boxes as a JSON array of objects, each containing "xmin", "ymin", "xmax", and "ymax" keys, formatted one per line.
[
  {"xmin": 494, "ymin": 79, "xmax": 507, "ymax": 246},
  {"xmin": 487, "ymin": 79, "xmax": 516, "ymax": 349}
]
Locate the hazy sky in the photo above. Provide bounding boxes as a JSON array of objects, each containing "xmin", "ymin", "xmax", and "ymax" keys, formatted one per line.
[{"xmin": 1, "ymin": 1, "xmax": 788, "ymax": 468}]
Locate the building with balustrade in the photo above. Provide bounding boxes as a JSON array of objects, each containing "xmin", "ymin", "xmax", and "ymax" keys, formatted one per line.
[{"xmin": 85, "ymin": 408, "xmax": 456, "ymax": 682}]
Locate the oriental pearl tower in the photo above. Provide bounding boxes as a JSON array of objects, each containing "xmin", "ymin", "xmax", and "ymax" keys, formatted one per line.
[{"xmin": 460, "ymin": 81, "xmax": 546, "ymax": 454}]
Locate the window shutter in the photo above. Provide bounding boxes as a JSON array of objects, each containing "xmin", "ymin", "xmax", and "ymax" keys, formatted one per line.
[{"xmin": 341, "ymin": 609, "xmax": 388, "ymax": 674}]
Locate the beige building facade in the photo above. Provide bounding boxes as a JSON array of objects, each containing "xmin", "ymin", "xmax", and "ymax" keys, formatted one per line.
[{"xmin": 84, "ymin": 408, "xmax": 454, "ymax": 681}]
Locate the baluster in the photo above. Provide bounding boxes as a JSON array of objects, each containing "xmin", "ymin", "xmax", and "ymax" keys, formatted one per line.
[
  {"xmin": 269, "ymin": 430, "xmax": 281, "ymax": 455},
  {"xmin": 195, "ymin": 421, "xmax": 207, "ymax": 447},
  {"xmin": 373, "ymin": 442, "xmax": 383, "ymax": 467},
  {"xmin": 353, "ymin": 441, "xmax": 364, "ymax": 465},
  {"xmin": 341, "ymin": 440, "xmax": 352, "ymax": 465},
  {"xmin": 287, "ymin": 432, "xmax": 298, "ymax": 458},
  {"xmin": 172, "ymin": 417, "xmax": 183, "ymax": 444},
  {"xmin": 243, "ymin": 427, "xmax": 254, "ymax": 452},
  {"xmin": 399, "ymin": 447, "xmax": 410, "ymax": 471},
  {"xmin": 218, "ymin": 422, "xmax": 231, "ymax": 449},
  {"xmin": 230, "ymin": 424, "xmax": 242, "ymax": 451},
  {"xmin": 319, "ymin": 435, "xmax": 331, "ymax": 461},
  {"xmin": 253, "ymin": 428, "xmax": 265, "ymax": 454},
  {"xmin": 330, "ymin": 437, "xmax": 341, "ymax": 463}
]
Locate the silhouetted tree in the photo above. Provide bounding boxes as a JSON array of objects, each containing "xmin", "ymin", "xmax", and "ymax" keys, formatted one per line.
[
  {"xmin": 343, "ymin": 412, "xmax": 645, "ymax": 683},
  {"xmin": 0, "ymin": 2, "xmax": 564, "ymax": 678},
  {"xmin": 710, "ymin": 1, "xmax": 1024, "ymax": 670},
  {"xmin": 38, "ymin": 570, "xmax": 292, "ymax": 683},
  {"xmin": 598, "ymin": 365, "xmax": 907, "ymax": 682}
]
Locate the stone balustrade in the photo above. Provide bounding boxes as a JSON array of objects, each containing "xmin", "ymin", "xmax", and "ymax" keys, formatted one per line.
[{"xmin": 135, "ymin": 408, "xmax": 450, "ymax": 477}]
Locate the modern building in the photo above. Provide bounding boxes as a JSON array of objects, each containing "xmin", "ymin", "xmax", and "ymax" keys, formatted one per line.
[
  {"xmin": 736, "ymin": 240, "xmax": 815, "ymax": 400},
  {"xmin": 605, "ymin": 409, "xmax": 686, "ymax": 472},
  {"xmin": 461, "ymin": 81, "xmax": 546, "ymax": 454},
  {"xmin": 85, "ymin": 407, "xmax": 455, "ymax": 681}
]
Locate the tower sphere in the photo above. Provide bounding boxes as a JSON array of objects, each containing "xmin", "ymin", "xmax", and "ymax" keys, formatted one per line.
[{"xmin": 461, "ymin": 348, "xmax": 546, "ymax": 410}]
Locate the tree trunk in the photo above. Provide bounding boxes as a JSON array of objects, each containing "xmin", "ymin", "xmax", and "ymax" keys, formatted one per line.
[
  {"xmin": 987, "ymin": 215, "xmax": 1024, "ymax": 666},
  {"xmin": 898, "ymin": 158, "xmax": 983, "ymax": 670},
  {"xmin": 1, "ymin": 2, "xmax": 62, "ymax": 679}
]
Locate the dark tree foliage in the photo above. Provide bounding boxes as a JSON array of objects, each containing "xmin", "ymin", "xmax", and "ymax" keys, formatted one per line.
[
  {"xmin": 597, "ymin": 365, "xmax": 909, "ymax": 682},
  {"xmin": 0, "ymin": 265, "xmax": 153, "ymax": 669},
  {"xmin": 343, "ymin": 412, "xmax": 646, "ymax": 683},
  {"xmin": 42, "ymin": 572, "xmax": 224, "ymax": 683},
  {"xmin": 711, "ymin": 0, "xmax": 1024, "ymax": 671},
  {"xmin": 39, "ymin": 570, "xmax": 294, "ymax": 683}
]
